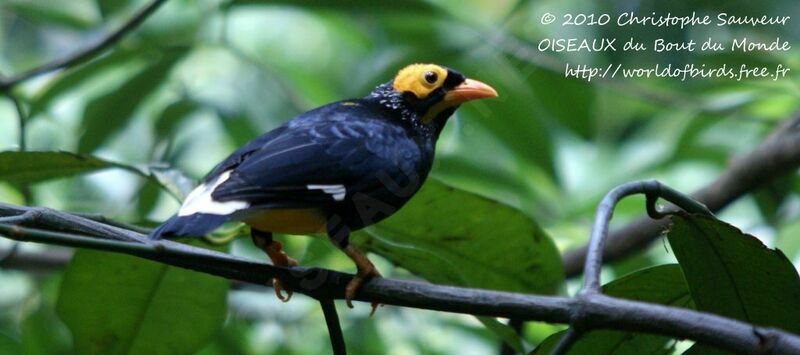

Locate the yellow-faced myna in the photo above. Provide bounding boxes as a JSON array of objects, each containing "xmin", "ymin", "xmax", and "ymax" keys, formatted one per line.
[{"xmin": 149, "ymin": 63, "xmax": 498, "ymax": 308}]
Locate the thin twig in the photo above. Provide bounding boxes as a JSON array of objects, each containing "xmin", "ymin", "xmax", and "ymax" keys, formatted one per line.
[
  {"xmin": 0, "ymin": 204, "xmax": 799, "ymax": 354},
  {"xmin": 549, "ymin": 328, "xmax": 582, "ymax": 355},
  {"xmin": 70, "ymin": 211, "xmax": 152, "ymax": 234},
  {"xmin": 563, "ymin": 114, "xmax": 800, "ymax": 277},
  {"xmin": 7, "ymin": 93, "xmax": 33, "ymax": 203},
  {"xmin": 320, "ymin": 299, "xmax": 347, "ymax": 355},
  {"xmin": 581, "ymin": 180, "xmax": 711, "ymax": 292},
  {"xmin": 0, "ymin": 0, "xmax": 168, "ymax": 91},
  {"xmin": 5, "ymin": 93, "xmax": 33, "ymax": 238},
  {"xmin": 553, "ymin": 180, "xmax": 712, "ymax": 354},
  {"xmin": 10, "ymin": 94, "xmax": 27, "ymax": 151},
  {"xmin": 0, "ymin": 204, "xmax": 147, "ymax": 243}
]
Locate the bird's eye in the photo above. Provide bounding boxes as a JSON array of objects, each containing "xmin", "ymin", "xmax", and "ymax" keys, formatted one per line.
[{"xmin": 423, "ymin": 71, "xmax": 438, "ymax": 84}]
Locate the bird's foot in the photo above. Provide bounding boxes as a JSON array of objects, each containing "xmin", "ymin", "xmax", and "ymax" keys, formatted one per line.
[
  {"xmin": 257, "ymin": 240, "xmax": 299, "ymax": 303},
  {"xmin": 345, "ymin": 264, "xmax": 382, "ymax": 314},
  {"xmin": 337, "ymin": 244, "xmax": 384, "ymax": 314},
  {"xmin": 272, "ymin": 276, "xmax": 295, "ymax": 302},
  {"xmin": 271, "ymin": 257, "xmax": 298, "ymax": 302}
]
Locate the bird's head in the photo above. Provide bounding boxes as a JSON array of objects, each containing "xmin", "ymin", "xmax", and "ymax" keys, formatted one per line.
[{"xmin": 370, "ymin": 63, "xmax": 498, "ymax": 127}]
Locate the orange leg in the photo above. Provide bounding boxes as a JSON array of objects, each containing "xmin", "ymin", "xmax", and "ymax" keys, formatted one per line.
[
  {"xmin": 252, "ymin": 230, "xmax": 298, "ymax": 302},
  {"xmin": 328, "ymin": 219, "xmax": 383, "ymax": 314},
  {"xmin": 341, "ymin": 244, "xmax": 382, "ymax": 314}
]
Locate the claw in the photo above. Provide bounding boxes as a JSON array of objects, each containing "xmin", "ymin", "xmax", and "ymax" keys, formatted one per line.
[
  {"xmin": 343, "ymin": 253, "xmax": 383, "ymax": 312},
  {"xmin": 255, "ymin": 238, "xmax": 299, "ymax": 303},
  {"xmin": 272, "ymin": 277, "xmax": 293, "ymax": 302},
  {"xmin": 368, "ymin": 302, "xmax": 383, "ymax": 317},
  {"xmin": 344, "ymin": 278, "xmax": 360, "ymax": 308}
]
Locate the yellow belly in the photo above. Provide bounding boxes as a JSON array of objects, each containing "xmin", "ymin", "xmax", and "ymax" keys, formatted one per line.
[{"xmin": 240, "ymin": 208, "xmax": 328, "ymax": 234}]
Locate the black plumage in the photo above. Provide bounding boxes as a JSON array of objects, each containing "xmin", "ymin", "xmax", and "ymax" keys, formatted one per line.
[
  {"xmin": 215, "ymin": 101, "xmax": 431, "ymax": 226},
  {"xmin": 149, "ymin": 64, "xmax": 497, "ymax": 307}
]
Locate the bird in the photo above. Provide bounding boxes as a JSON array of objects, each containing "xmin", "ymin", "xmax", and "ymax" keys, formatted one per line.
[{"xmin": 149, "ymin": 63, "xmax": 498, "ymax": 310}]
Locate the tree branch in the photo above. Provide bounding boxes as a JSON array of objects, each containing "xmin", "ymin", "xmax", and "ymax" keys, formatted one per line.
[
  {"xmin": 563, "ymin": 114, "xmax": 800, "ymax": 277},
  {"xmin": 552, "ymin": 180, "xmax": 712, "ymax": 354},
  {"xmin": 0, "ymin": 203, "xmax": 799, "ymax": 354},
  {"xmin": 0, "ymin": 0, "xmax": 168, "ymax": 91},
  {"xmin": 0, "ymin": 247, "xmax": 71, "ymax": 275},
  {"xmin": 320, "ymin": 299, "xmax": 347, "ymax": 355},
  {"xmin": 581, "ymin": 180, "xmax": 711, "ymax": 293}
]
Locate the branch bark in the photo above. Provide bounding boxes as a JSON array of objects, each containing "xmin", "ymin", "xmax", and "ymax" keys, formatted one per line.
[
  {"xmin": 0, "ymin": 0, "xmax": 168, "ymax": 91},
  {"xmin": 563, "ymin": 114, "xmax": 800, "ymax": 277},
  {"xmin": 1, "ymin": 202, "xmax": 799, "ymax": 354},
  {"xmin": 553, "ymin": 180, "xmax": 713, "ymax": 354},
  {"xmin": 320, "ymin": 299, "xmax": 347, "ymax": 355}
]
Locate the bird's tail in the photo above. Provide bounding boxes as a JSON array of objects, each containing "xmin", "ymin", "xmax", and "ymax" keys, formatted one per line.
[{"xmin": 148, "ymin": 213, "xmax": 231, "ymax": 240}]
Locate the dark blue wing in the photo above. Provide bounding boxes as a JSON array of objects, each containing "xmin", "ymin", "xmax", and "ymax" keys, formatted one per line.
[
  {"xmin": 209, "ymin": 103, "xmax": 423, "ymax": 209},
  {"xmin": 201, "ymin": 126, "xmax": 287, "ymax": 184}
]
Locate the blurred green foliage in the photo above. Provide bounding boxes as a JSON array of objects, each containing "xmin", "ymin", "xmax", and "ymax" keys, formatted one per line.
[{"xmin": 0, "ymin": 0, "xmax": 798, "ymax": 354}]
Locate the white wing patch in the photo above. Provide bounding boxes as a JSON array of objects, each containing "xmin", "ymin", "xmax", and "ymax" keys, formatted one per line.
[
  {"xmin": 307, "ymin": 184, "xmax": 347, "ymax": 201},
  {"xmin": 178, "ymin": 171, "xmax": 249, "ymax": 216}
]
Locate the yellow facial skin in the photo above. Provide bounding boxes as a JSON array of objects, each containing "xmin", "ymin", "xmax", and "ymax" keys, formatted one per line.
[
  {"xmin": 392, "ymin": 63, "xmax": 499, "ymax": 124},
  {"xmin": 392, "ymin": 64, "xmax": 449, "ymax": 99}
]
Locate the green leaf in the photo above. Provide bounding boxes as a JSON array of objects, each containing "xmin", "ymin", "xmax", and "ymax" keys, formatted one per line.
[
  {"xmin": 5, "ymin": 0, "xmax": 96, "ymax": 29},
  {"xmin": 154, "ymin": 99, "xmax": 199, "ymax": 142},
  {"xmin": 21, "ymin": 302, "xmax": 72, "ymax": 355},
  {"xmin": 78, "ymin": 51, "xmax": 185, "ymax": 153},
  {"xmin": 57, "ymin": 247, "xmax": 228, "ymax": 355},
  {"xmin": 134, "ymin": 180, "xmax": 161, "ymax": 218},
  {"xmin": 528, "ymin": 69, "xmax": 594, "ymax": 139},
  {"xmin": 215, "ymin": 110, "xmax": 262, "ymax": 148},
  {"xmin": 668, "ymin": 214, "xmax": 800, "ymax": 336},
  {"xmin": 97, "ymin": 0, "xmax": 131, "ymax": 18},
  {"xmin": 455, "ymin": 53, "xmax": 556, "ymax": 178},
  {"xmin": 477, "ymin": 317, "xmax": 524, "ymax": 353},
  {"xmin": 352, "ymin": 179, "xmax": 562, "ymax": 350},
  {"xmin": 534, "ymin": 265, "xmax": 691, "ymax": 354},
  {"xmin": 752, "ymin": 176, "xmax": 793, "ymax": 224},
  {"xmin": 30, "ymin": 48, "xmax": 142, "ymax": 118},
  {"xmin": 194, "ymin": 319, "xmax": 251, "ymax": 355},
  {"xmin": 0, "ymin": 151, "xmax": 114, "ymax": 183},
  {"xmin": 0, "ymin": 332, "xmax": 21, "ymax": 355},
  {"xmin": 353, "ymin": 179, "xmax": 564, "ymax": 295},
  {"xmin": 0, "ymin": 151, "xmax": 190, "ymax": 205}
]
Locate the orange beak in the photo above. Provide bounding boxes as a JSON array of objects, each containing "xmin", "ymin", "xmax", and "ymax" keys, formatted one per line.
[{"xmin": 444, "ymin": 78, "xmax": 498, "ymax": 105}]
